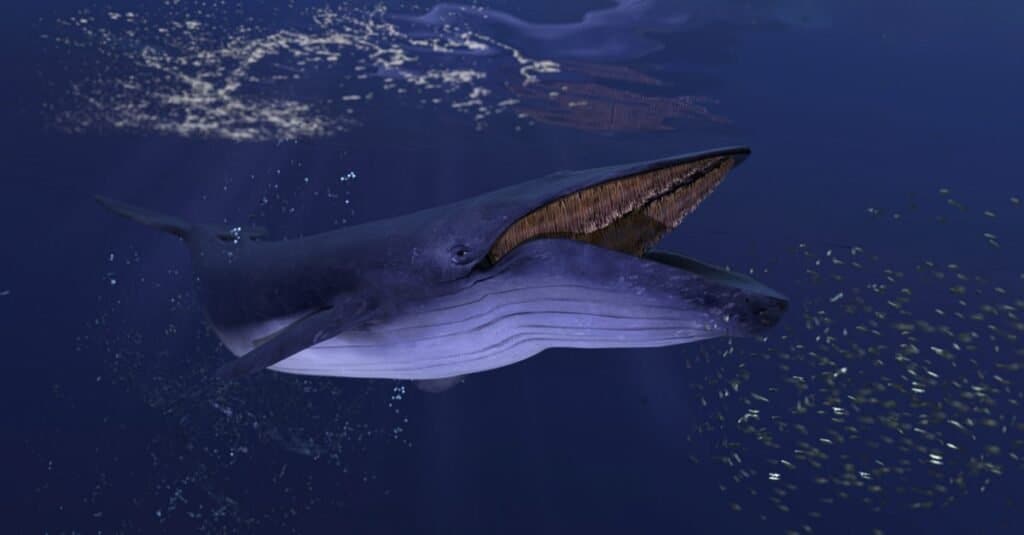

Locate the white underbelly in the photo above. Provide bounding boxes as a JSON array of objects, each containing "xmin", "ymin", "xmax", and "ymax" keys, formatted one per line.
[{"xmin": 249, "ymin": 284, "xmax": 721, "ymax": 380}]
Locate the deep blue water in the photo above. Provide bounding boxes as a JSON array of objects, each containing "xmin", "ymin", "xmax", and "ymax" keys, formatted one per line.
[{"xmin": 4, "ymin": 1, "xmax": 1024, "ymax": 533}]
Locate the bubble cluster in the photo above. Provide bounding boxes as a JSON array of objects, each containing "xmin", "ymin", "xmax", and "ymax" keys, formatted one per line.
[
  {"xmin": 43, "ymin": 1, "xmax": 728, "ymax": 140},
  {"xmin": 43, "ymin": 2, "xmax": 538, "ymax": 140},
  {"xmin": 78, "ymin": 170, "xmax": 408, "ymax": 531}
]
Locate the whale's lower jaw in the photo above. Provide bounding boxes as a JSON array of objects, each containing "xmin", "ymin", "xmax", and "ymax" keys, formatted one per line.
[
  {"xmin": 267, "ymin": 319, "xmax": 720, "ymax": 380},
  {"xmin": 261, "ymin": 279, "xmax": 726, "ymax": 380}
]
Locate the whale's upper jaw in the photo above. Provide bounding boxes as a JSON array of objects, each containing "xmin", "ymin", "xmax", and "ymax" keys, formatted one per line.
[
  {"xmin": 480, "ymin": 147, "xmax": 749, "ymax": 268},
  {"xmin": 468, "ymin": 145, "xmax": 785, "ymax": 334}
]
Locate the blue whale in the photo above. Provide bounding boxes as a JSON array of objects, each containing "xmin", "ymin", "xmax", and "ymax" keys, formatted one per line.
[{"xmin": 97, "ymin": 147, "xmax": 786, "ymax": 382}]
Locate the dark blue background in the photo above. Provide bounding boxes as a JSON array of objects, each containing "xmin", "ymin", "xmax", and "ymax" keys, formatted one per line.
[{"xmin": 3, "ymin": 1, "xmax": 1023, "ymax": 533}]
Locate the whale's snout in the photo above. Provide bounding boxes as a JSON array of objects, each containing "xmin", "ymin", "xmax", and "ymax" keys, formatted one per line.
[{"xmin": 733, "ymin": 292, "xmax": 788, "ymax": 335}]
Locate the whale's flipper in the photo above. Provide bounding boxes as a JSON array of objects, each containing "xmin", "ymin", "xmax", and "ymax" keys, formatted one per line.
[
  {"xmin": 96, "ymin": 195, "xmax": 267, "ymax": 241},
  {"xmin": 95, "ymin": 195, "xmax": 192, "ymax": 238},
  {"xmin": 215, "ymin": 299, "xmax": 373, "ymax": 380}
]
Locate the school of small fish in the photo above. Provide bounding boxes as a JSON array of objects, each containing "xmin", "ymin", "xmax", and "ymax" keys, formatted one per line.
[{"xmin": 686, "ymin": 190, "xmax": 1023, "ymax": 531}]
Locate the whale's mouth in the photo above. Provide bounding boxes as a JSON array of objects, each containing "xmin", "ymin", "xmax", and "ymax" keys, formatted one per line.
[{"xmin": 486, "ymin": 152, "xmax": 740, "ymax": 265}]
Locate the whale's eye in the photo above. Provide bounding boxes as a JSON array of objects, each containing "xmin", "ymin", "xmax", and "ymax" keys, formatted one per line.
[{"xmin": 450, "ymin": 244, "xmax": 473, "ymax": 265}]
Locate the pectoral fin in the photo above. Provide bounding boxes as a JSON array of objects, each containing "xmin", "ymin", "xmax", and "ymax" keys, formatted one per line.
[{"xmin": 215, "ymin": 300, "xmax": 371, "ymax": 380}]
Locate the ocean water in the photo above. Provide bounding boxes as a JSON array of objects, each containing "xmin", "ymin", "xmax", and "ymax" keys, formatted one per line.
[{"xmin": 4, "ymin": 0, "xmax": 1024, "ymax": 533}]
